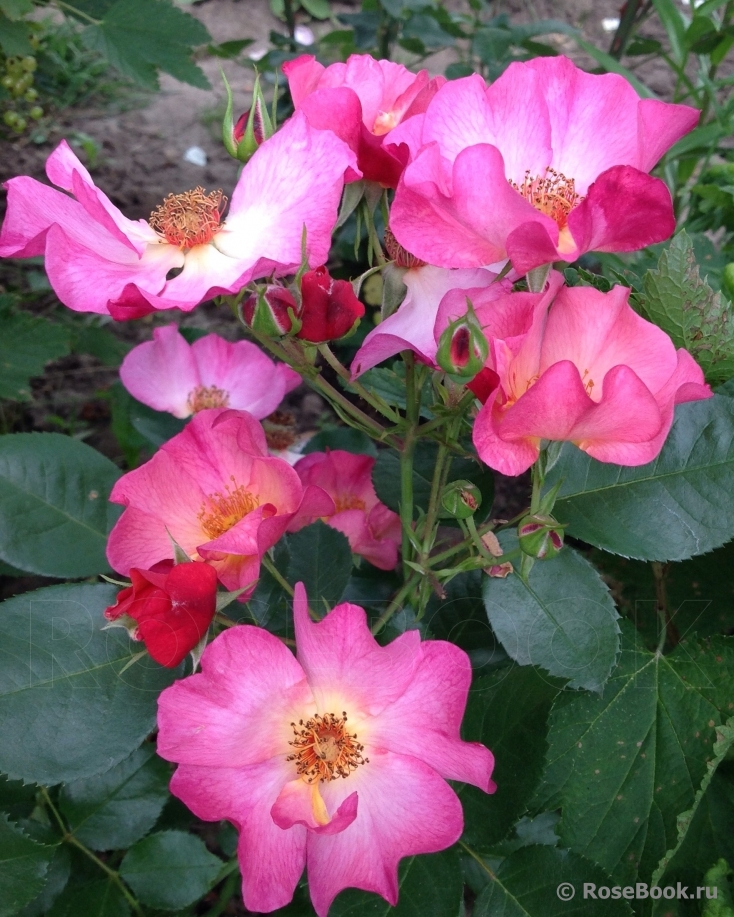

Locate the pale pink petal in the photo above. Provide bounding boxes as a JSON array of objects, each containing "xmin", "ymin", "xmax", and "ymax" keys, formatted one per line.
[
  {"xmin": 293, "ymin": 583, "xmax": 421, "ymax": 716},
  {"xmin": 271, "ymin": 779, "xmax": 358, "ymax": 835},
  {"xmin": 307, "ymin": 751, "xmax": 464, "ymax": 917},
  {"xmin": 637, "ymin": 99, "xmax": 700, "ymax": 172},
  {"xmin": 119, "ymin": 324, "xmax": 200, "ymax": 417},
  {"xmin": 370, "ymin": 642, "xmax": 495, "ymax": 791},
  {"xmin": 157, "ymin": 625, "xmax": 313, "ymax": 767},
  {"xmin": 169, "ymin": 757, "xmax": 307, "ymax": 913},
  {"xmin": 216, "ymin": 112, "xmax": 358, "ymax": 272}
]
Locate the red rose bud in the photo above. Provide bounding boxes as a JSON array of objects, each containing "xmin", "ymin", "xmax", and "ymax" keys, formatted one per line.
[
  {"xmin": 104, "ymin": 562, "xmax": 218, "ymax": 667},
  {"xmin": 296, "ymin": 266, "xmax": 365, "ymax": 343},
  {"xmin": 242, "ymin": 284, "xmax": 299, "ymax": 337},
  {"xmin": 441, "ymin": 480, "xmax": 482, "ymax": 520},
  {"xmin": 436, "ymin": 304, "xmax": 488, "ymax": 379},
  {"xmin": 223, "ymin": 71, "xmax": 274, "ymax": 163},
  {"xmin": 517, "ymin": 514, "xmax": 565, "ymax": 560}
]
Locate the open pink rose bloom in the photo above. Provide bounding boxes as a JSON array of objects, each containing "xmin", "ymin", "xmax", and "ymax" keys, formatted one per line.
[
  {"xmin": 389, "ymin": 56, "xmax": 699, "ymax": 273},
  {"xmin": 468, "ymin": 273, "xmax": 712, "ymax": 475},
  {"xmin": 284, "ymin": 53, "xmax": 445, "ymax": 187},
  {"xmin": 106, "ymin": 409, "xmax": 334, "ymax": 597},
  {"xmin": 0, "ymin": 112, "xmax": 356, "ymax": 318},
  {"xmin": 120, "ymin": 324, "xmax": 300, "ymax": 419},
  {"xmin": 157, "ymin": 583, "xmax": 495, "ymax": 914},
  {"xmin": 291, "ymin": 450, "xmax": 402, "ymax": 570}
]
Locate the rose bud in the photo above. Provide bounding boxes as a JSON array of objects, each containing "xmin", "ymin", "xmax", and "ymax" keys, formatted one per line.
[
  {"xmin": 435, "ymin": 303, "xmax": 488, "ymax": 379},
  {"xmin": 225, "ymin": 72, "xmax": 274, "ymax": 163},
  {"xmin": 296, "ymin": 266, "xmax": 365, "ymax": 343},
  {"xmin": 441, "ymin": 480, "xmax": 482, "ymax": 520},
  {"xmin": 517, "ymin": 514, "xmax": 565, "ymax": 560},
  {"xmin": 104, "ymin": 561, "xmax": 219, "ymax": 668},
  {"xmin": 242, "ymin": 284, "xmax": 299, "ymax": 337}
]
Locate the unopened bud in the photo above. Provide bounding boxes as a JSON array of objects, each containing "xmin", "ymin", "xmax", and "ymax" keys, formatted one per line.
[
  {"xmin": 223, "ymin": 71, "xmax": 275, "ymax": 163},
  {"xmin": 241, "ymin": 285, "xmax": 299, "ymax": 337},
  {"xmin": 441, "ymin": 480, "xmax": 481, "ymax": 520},
  {"xmin": 518, "ymin": 514, "xmax": 564, "ymax": 560},
  {"xmin": 296, "ymin": 266, "xmax": 365, "ymax": 343},
  {"xmin": 722, "ymin": 262, "xmax": 734, "ymax": 302},
  {"xmin": 435, "ymin": 302, "xmax": 488, "ymax": 379}
]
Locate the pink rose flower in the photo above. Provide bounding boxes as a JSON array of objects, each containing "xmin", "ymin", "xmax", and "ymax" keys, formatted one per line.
[
  {"xmin": 389, "ymin": 56, "xmax": 699, "ymax": 274},
  {"xmin": 119, "ymin": 324, "xmax": 300, "ymax": 419},
  {"xmin": 291, "ymin": 450, "xmax": 401, "ymax": 570},
  {"xmin": 157, "ymin": 583, "xmax": 495, "ymax": 915},
  {"xmin": 0, "ymin": 113, "xmax": 357, "ymax": 318},
  {"xmin": 106, "ymin": 409, "xmax": 334, "ymax": 597},
  {"xmin": 283, "ymin": 53, "xmax": 445, "ymax": 187},
  {"xmin": 471, "ymin": 274, "xmax": 712, "ymax": 476}
]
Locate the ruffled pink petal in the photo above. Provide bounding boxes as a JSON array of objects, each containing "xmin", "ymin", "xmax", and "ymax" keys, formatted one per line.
[
  {"xmin": 293, "ymin": 583, "xmax": 421, "ymax": 716},
  {"xmin": 637, "ymin": 99, "xmax": 700, "ymax": 172},
  {"xmin": 473, "ymin": 393, "xmax": 541, "ymax": 476},
  {"xmin": 119, "ymin": 324, "xmax": 200, "ymax": 417},
  {"xmin": 169, "ymin": 758, "xmax": 307, "ymax": 913},
  {"xmin": 307, "ymin": 751, "xmax": 464, "ymax": 917},
  {"xmin": 327, "ymin": 508, "xmax": 398, "ymax": 571},
  {"xmin": 370, "ymin": 641, "xmax": 495, "ymax": 790},
  {"xmin": 216, "ymin": 112, "xmax": 358, "ymax": 273},
  {"xmin": 157, "ymin": 624, "xmax": 313, "ymax": 767},
  {"xmin": 283, "ymin": 54, "xmax": 326, "ymax": 106},
  {"xmin": 271, "ymin": 779, "xmax": 358, "ymax": 835},
  {"xmin": 352, "ymin": 265, "xmax": 495, "ymax": 376},
  {"xmin": 564, "ymin": 165, "xmax": 676, "ymax": 263}
]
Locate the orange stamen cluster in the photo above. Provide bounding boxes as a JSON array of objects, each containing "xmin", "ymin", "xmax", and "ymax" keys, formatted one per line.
[
  {"xmin": 187, "ymin": 385, "xmax": 230, "ymax": 413},
  {"xmin": 287, "ymin": 712, "xmax": 368, "ymax": 784},
  {"xmin": 198, "ymin": 476, "xmax": 259, "ymax": 540},
  {"xmin": 149, "ymin": 187, "xmax": 227, "ymax": 249},
  {"xmin": 384, "ymin": 227, "xmax": 426, "ymax": 269},
  {"xmin": 334, "ymin": 494, "xmax": 367, "ymax": 513},
  {"xmin": 510, "ymin": 168, "xmax": 582, "ymax": 229}
]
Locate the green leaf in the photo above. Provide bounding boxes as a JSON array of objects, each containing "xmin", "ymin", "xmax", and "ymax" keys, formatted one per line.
[
  {"xmin": 301, "ymin": 0, "xmax": 331, "ymax": 18},
  {"xmin": 651, "ymin": 0, "xmax": 687, "ymax": 64},
  {"xmin": 545, "ymin": 389, "xmax": 734, "ymax": 562},
  {"xmin": 0, "ymin": 583, "xmax": 182, "ymax": 784},
  {"xmin": 535, "ymin": 626, "xmax": 734, "ymax": 885},
  {"xmin": 460, "ymin": 666, "xmax": 562, "ymax": 851},
  {"xmin": 70, "ymin": 324, "xmax": 130, "ymax": 367},
  {"xmin": 128, "ymin": 399, "xmax": 186, "ymax": 448},
  {"xmin": 0, "ymin": 313, "xmax": 69, "ymax": 401},
  {"xmin": 80, "ymin": 0, "xmax": 211, "ymax": 90},
  {"xmin": 0, "ymin": 13, "xmax": 32, "ymax": 55},
  {"xmin": 652, "ymin": 717, "xmax": 734, "ymax": 884},
  {"xmin": 0, "ymin": 0, "xmax": 33, "ymax": 22},
  {"xmin": 641, "ymin": 232, "xmax": 734, "ymax": 385},
  {"xmin": 47, "ymin": 879, "xmax": 130, "ymax": 917},
  {"xmin": 0, "ymin": 814, "xmax": 53, "ymax": 917},
  {"xmin": 302, "ymin": 426, "xmax": 378, "ymax": 457},
  {"xmin": 0, "ymin": 432, "xmax": 122, "ymax": 577},
  {"xmin": 330, "ymin": 847, "xmax": 463, "ymax": 916},
  {"xmin": 59, "ymin": 745, "xmax": 171, "ymax": 850},
  {"xmin": 287, "ymin": 521, "xmax": 352, "ymax": 609},
  {"xmin": 471, "ymin": 845, "xmax": 633, "ymax": 917},
  {"xmin": 19, "ymin": 844, "xmax": 71, "ymax": 917},
  {"xmin": 120, "ymin": 830, "xmax": 222, "ymax": 910},
  {"xmin": 482, "ymin": 540, "xmax": 620, "ymax": 692}
]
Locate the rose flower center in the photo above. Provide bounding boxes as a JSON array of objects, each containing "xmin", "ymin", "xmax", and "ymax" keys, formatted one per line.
[
  {"xmin": 198, "ymin": 477, "xmax": 259, "ymax": 540},
  {"xmin": 510, "ymin": 168, "xmax": 582, "ymax": 229},
  {"xmin": 149, "ymin": 187, "xmax": 227, "ymax": 249},
  {"xmin": 287, "ymin": 712, "xmax": 368, "ymax": 784},
  {"xmin": 187, "ymin": 385, "xmax": 230, "ymax": 413},
  {"xmin": 334, "ymin": 494, "xmax": 367, "ymax": 513},
  {"xmin": 384, "ymin": 227, "xmax": 426, "ymax": 269}
]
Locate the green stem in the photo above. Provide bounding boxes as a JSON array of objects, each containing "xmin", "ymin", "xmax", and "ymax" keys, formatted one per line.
[
  {"xmin": 40, "ymin": 788, "xmax": 144, "ymax": 917},
  {"xmin": 53, "ymin": 0, "xmax": 101, "ymax": 25},
  {"xmin": 206, "ymin": 868, "xmax": 241, "ymax": 917},
  {"xmin": 421, "ymin": 442, "xmax": 450, "ymax": 555},
  {"xmin": 283, "ymin": 0, "xmax": 297, "ymax": 45},
  {"xmin": 262, "ymin": 554, "xmax": 294, "ymax": 597},
  {"xmin": 317, "ymin": 343, "xmax": 401, "ymax": 422},
  {"xmin": 371, "ymin": 572, "xmax": 422, "ymax": 635},
  {"xmin": 400, "ymin": 352, "xmax": 420, "ymax": 580}
]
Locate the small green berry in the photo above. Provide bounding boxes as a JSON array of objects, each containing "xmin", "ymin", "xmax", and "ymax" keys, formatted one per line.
[
  {"xmin": 21, "ymin": 56, "xmax": 37, "ymax": 72},
  {"xmin": 29, "ymin": 105, "xmax": 43, "ymax": 120},
  {"xmin": 3, "ymin": 110, "xmax": 18, "ymax": 127},
  {"xmin": 11, "ymin": 116, "xmax": 26, "ymax": 132},
  {"xmin": 23, "ymin": 87, "xmax": 38, "ymax": 102},
  {"xmin": 1, "ymin": 75, "xmax": 14, "ymax": 90}
]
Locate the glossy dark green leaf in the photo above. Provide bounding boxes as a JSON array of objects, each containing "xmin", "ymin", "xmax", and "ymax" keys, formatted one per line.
[
  {"xmin": 0, "ymin": 433, "xmax": 122, "ymax": 576},
  {"xmin": 460, "ymin": 666, "xmax": 562, "ymax": 851},
  {"xmin": 330, "ymin": 847, "xmax": 463, "ymax": 917},
  {"xmin": 545, "ymin": 391, "xmax": 734, "ymax": 562},
  {"xmin": 287, "ymin": 521, "xmax": 352, "ymax": 610},
  {"xmin": 302, "ymin": 427, "xmax": 377, "ymax": 457},
  {"xmin": 472, "ymin": 846, "xmax": 633, "ymax": 917},
  {"xmin": 47, "ymin": 879, "xmax": 130, "ymax": 917},
  {"xmin": 59, "ymin": 745, "xmax": 171, "ymax": 850},
  {"xmin": 483, "ymin": 541, "xmax": 620, "ymax": 692},
  {"xmin": 0, "ymin": 584, "xmax": 182, "ymax": 784},
  {"xmin": 0, "ymin": 313, "xmax": 69, "ymax": 402},
  {"xmin": 0, "ymin": 814, "xmax": 52, "ymax": 917},
  {"xmin": 120, "ymin": 830, "xmax": 222, "ymax": 910},
  {"xmin": 19, "ymin": 845, "xmax": 71, "ymax": 917},
  {"xmin": 535, "ymin": 626, "xmax": 734, "ymax": 885}
]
